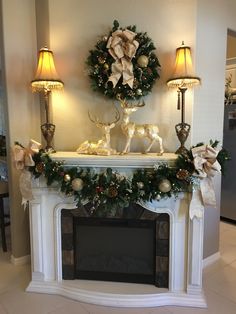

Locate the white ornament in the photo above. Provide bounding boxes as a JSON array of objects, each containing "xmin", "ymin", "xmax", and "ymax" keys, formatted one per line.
[
  {"xmin": 71, "ymin": 178, "xmax": 84, "ymax": 191},
  {"xmin": 158, "ymin": 179, "xmax": 172, "ymax": 193},
  {"xmin": 137, "ymin": 181, "xmax": 144, "ymax": 189}
]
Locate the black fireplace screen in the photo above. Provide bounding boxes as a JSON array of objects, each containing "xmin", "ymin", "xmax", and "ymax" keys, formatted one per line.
[
  {"xmin": 61, "ymin": 205, "xmax": 169, "ymax": 288},
  {"xmin": 75, "ymin": 218, "xmax": 155, "ymax": 284}
]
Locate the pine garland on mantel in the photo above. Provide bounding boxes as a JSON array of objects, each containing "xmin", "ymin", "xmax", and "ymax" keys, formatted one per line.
[{"xmin": 26, "ymin": 140, "xmax": 229, "ymax": 217}]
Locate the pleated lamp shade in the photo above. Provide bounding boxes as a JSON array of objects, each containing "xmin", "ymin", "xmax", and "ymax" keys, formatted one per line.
[
  {"xmin": 31, "ymin": 47, "xmax": 64, "ymax": 91},
  {"xmin": 167, "ymin": 42, "xmax": 200, "ymax": 88}
]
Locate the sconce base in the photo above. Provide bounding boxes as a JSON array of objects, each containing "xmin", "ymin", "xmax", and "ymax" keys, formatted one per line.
[
  {"xmin": 175, "ymin": 122, "xmax": 191, "ymax": 155},
  {"xmin": 41, "ymin": 123, "xmax": 56, "ymax": 153}
]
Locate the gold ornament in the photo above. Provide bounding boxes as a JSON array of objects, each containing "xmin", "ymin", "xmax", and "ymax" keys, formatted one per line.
[
  {"xmin": 176, "ymin": 169, "xmax": 189, "ymax": 180},
  {"xmin": 71, "ymin": 178, "xmax": 84, "ymax": 191},
  {"xmin": 137, "ymin": 55, "xmax": 149, "ymax": 68},
  {"xmin": 137, "ymin": 181, "xmax": 144, "ymax": 189},
  {"xmin": 64, "ymin": 174, "xmax": 71, "ymax": 182},
  {"xmin": 158, "ymin": 179, "xmax": 172, "ymax": 193},
  {"xmin": 104, "ymin": 63, "xmax": 109, "ymax": 70}
]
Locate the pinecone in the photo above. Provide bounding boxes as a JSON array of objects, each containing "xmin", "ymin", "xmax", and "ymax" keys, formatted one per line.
[
  {"xmin": 108, "ymin": 186, "xmax": 118, "ymax": 198},
  {"xmin": 35, "ymin": 162, "xmax": 45, "ymax": 174},
  {"xmin": 176, "ymin": 169, "xmax": 189, "ymax": 180}
]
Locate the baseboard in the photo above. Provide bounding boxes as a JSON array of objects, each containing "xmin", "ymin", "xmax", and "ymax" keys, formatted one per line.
[
  {"xmin": 203, "ymin": 252, "xmax": 220, "ymax": 268},
  {"xmin": 220, "ymin": 216, "xmax": 236, "ymax": 225},
  {"xmin": 11, "ymin": 254, "xmax": 31, "ymax": 266}
]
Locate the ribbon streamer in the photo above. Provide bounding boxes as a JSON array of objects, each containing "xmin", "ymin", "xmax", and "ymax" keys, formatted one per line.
[
  {"xmin": 13, "ymin": 139, "xmax": 41, "ymax": 207},
  {"xmin": 107, "ymin": 29, "xmax": 139, "ymax": 88},
  {"xmin": 190, "ymin": 144, "xmax": 221, "ymax": 218}
]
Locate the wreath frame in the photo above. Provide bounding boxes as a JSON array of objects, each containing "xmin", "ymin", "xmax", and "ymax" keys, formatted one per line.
[{"xmin": 86, "ymin": 20, "xmax": 161, "ymax": 100}]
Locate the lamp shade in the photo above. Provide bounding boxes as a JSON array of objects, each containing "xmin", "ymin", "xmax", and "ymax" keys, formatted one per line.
[
  {"xmin": 31, "ymin": 47, "xmax": 64, "ymax": 91},
  {"xmin": 167, "ymin": 42, "xmax": 200, "ymax": 88}
]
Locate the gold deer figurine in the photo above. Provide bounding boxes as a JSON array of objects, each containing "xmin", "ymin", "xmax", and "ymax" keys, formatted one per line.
[
  {"xmin": 77, "ymin": 108, "xmax": 120, "ymax": 156},
  {"xmin": 119, "ymin": 98, "xmax": 164, "ymax": 155}
]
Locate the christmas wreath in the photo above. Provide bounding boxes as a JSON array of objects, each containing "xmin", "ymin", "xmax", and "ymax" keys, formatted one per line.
[{"xmin": 86, "ymin": 20, "xmax": 161, "ymax": 100}]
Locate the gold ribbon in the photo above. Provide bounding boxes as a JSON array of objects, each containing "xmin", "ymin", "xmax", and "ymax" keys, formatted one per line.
[
  {"xmin": 13, "ymin": 139, "xmax": 41, "ymax": 207},
  {"xmin": 191, "ymin": 144, "xmax": 221, "ymax": 210},
  {"xmin": 106, "ymin": 29, "xmax": 139, "ymax": 88},
  {"xmin": 13, "ymin": 139, "xmax": 41, "ymax": 170}
]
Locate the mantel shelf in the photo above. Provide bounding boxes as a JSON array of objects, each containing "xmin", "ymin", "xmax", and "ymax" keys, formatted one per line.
[{"xmin": 50, "ymin": 152, "xmax": 177, "ymax": 168}]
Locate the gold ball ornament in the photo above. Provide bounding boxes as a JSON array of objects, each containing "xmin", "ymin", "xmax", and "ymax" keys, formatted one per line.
[
  {"xmin": 158, "ymin": 179, "xmax": 172, "ymax": 193},
  {"xmin": 71, "ymin": 178, "xmax": 84, "ymax": 191},
  {"xmin": 64, "ymin": 174, "xmax": 71, "ymax": 182},
  {"xmin": 103, "ymin": 63, "xmax": 109, "ymax": 70},
  {"xmin": 137, "ymin": 55, "xmax": 149, "ymax": 68}
]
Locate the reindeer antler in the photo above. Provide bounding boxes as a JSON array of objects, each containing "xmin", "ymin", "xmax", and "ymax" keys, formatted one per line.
[
  {"xmin": 118, "ymin": 96, "xmax": 145, "ymax": 109},
  {"xmin": 88, "ymin": 106, "xmax": 120, "ymax": 127}
]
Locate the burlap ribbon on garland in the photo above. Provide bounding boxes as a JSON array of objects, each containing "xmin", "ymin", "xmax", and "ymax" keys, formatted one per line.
[
  {"xmin": 13, "ymin": 139, "xmax": 41, "ymax": 206},
  {"xmin": 189, "ymin": 144, "xmax": 221, "ymax": 219}
]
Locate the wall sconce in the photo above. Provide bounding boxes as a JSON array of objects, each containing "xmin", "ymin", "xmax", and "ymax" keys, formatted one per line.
[
  {"xmin": 167, "ymin": 42, "xmax": 200, "ymax": 155},
  {"xmin": 31, "ymin": 47, "xmax": 64, "ymax": 152}
]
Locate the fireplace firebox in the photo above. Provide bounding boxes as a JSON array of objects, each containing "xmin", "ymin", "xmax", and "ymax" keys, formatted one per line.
[{"xmin": 61, "ymin": 206, "xmax": 169, "ymax": 288}]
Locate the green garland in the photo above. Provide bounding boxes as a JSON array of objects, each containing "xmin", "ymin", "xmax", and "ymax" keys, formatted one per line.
[
  {"xmin": 28, "ymin": 141, "xmax": 229, "ymax": 217},
  {"xmin": 86, "ymin": 20, "xmax": 161, "ymax": 100}
]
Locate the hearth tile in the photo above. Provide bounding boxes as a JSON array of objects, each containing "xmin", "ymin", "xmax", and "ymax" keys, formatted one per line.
[
  {"xmin": 61, "ymin": 234, "xmax": 73, "ymax": 250},
  {"xmin": 61, "ymin": 216, "xmax": 73, "ymax": 234},
  {"xmin": 156, "ymin": 240, "xmax": 169, "ymax": 256},
  {"xmin": 156, "ymin": 256, "xmax": 169, "ymax": 272},
  {"xmin": 157, "ymin": 221, "xmax": 169, "ymax": 239},
  {"xmin": 62, "ymin": 250, "xmax": 74, "ymax": 265}
]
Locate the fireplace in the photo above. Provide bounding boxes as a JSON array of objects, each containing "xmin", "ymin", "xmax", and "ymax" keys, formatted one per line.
[
  {"xmin": 61, "ymin": 206, "xmax": 169, "ymax": 287},
  {"xmin": 27, "ymin": 153, "xmax": 206, "ymax": 308}
]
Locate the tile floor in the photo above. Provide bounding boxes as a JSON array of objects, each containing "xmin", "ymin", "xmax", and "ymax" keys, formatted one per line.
[{"xmin": 0, "ymin": 221, "xmax": 236, "ymax": 313}]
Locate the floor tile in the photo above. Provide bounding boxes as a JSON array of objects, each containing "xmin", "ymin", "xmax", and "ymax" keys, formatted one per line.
[
  {"xmin": 166, "ymin": 289, "xmax": 236, "ymax": 314},
  {"xmin": 47, "ymin": 300, "xmax": 89, "ymax": 314},
  {"xmin": 0, "ymin": 290, "xmax": 73, "ymax": 314},
  {"xmin": 80, "ymin": 302, "xmax": 172, "ymax": 314},
  {"xmin": 204, "ymin": 262, "xmax": 236, "ymax": 304},
  {"xmin": 0, "ymin": 303, "xmax": 7, "ymax": 314}
]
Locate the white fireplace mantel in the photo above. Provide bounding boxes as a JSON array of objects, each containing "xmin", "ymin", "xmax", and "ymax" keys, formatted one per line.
[{"xmin": 26, "ymin": 153, "xmax": 206, "ymax": 308}]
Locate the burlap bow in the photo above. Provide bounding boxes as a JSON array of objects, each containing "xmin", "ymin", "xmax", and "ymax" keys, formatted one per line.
[
  {"xmin": 190, "ymin": 145, "xmax": 221, "ymax": 217},
  {"xmin": 13, "ymin": 139, "xmax": 41, "ymax": 207},
  {"xmin": 13, "ymin": 139, "xmax": 41, "ymax": 170},
  {"xmin": 107, "ymin": 29, "xmax": 139, "ymax": 88}
]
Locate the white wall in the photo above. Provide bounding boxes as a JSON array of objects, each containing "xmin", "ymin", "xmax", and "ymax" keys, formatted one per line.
[
  {"xmin": 193, "ymin": 0, "xmax": 236, "ymax": 258},
  {"xmin": 48, "ymin": 0, "xmax": 197, "ymax": 153},
  {"xmin": 1, "ymin": 0, "xmax": 40, "ymax": 258}
]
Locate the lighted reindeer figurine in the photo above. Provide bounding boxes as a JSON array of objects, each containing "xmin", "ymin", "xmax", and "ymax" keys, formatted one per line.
[
  {"xmin": 77, "ymin": 108, "xmax": 120, "ymax": 156},
  {"xmin": 119, "ymin": 98, "xmax": 164, "ymax": 155}
]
